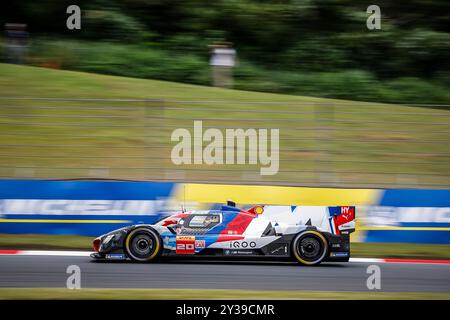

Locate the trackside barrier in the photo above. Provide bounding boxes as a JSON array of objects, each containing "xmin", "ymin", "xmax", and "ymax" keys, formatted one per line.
[
  {"xmin": 0, "ymin": 180, "xmax": 176, "ymax": 236},
  {"xmin": 0, "ymin": 180, "xmax": 449, "ymax": 243}
]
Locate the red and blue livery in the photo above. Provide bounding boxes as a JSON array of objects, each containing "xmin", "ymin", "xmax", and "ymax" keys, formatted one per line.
[{"xmin": 91, "ymin": 201, "xmax": 355, "ymax": 265}]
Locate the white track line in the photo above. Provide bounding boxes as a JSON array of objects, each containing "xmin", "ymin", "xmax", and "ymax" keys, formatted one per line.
[
  {"xmin": 0, "ymin": 250, "xmax": 449, "ymax": 265},
  {"xmin": 349, "ymin": 258, "xmax": 384, "ymax": 263},
  {"xmin": 21, "ymin": 250, "xmax": 92, "ymax": 257}
]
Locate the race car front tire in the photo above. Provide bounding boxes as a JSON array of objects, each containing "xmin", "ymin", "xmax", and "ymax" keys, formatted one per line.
[
  {"xmin": 125, "ymin": 227, "xmax": 161, "ymax": 262},
  {"xmin": 292, "ymin": 230, "xmax": 328, "ymax": 266}
]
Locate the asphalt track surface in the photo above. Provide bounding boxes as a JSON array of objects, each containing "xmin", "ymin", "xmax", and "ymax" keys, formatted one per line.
[{"xmin": 1, "ymin": 256, "xmax": 450, "ymax": 292}]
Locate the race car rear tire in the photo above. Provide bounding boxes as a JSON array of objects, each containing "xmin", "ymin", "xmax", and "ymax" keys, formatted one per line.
[
  {"xmin": 292, "ymin": 230, "xmax": 328, "ymax": 266},
  {"xmin": 125, "ymin": 227, "xmax": 161, "ymax": 262}
]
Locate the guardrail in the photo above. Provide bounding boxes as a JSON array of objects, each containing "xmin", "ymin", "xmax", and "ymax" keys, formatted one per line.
[{"xmin": 0, "ymin": 97, "xmax": 449, "ymax": 188}]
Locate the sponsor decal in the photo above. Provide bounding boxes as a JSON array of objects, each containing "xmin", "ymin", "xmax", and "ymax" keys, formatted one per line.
[
  {"xmin": 338, "ymin": 206, "xmax": 355, "ymax": 225},
  {"xmin": 105, "ymin": 253, "xmax": 126, "ymax": 260},
  {"xmin": 224, "ymin": 249, "xmax": 255, "ymax": 256},
  {"xmin": 269, "ymin": 244, "xmax": 288, "ymax": 255},
  {"xmin": 161, "ymin": 235, "xmax": 177, "ymax": 249},
  {"xmin": 330, "ymin": 206, "xmax": 355, "ymax": 235},
  {"xmin": 195, "ymin": 239, "xmax": 206, "ymax": 249},
  {"xmin": 176, "ymin": 236, "xmax": 196, "ymax": 254},
  {"xmin": 163, "ymin": 236, "xmax": 169, "ymax": 243},
  {"xmin": 229, "ymin": 241, "xmax": 257, "ymax": 249},
  {"xmin": 0, "ymin": 199, "xmax": 166, "ymax": 216},
  {"xmin": 330, "ymin": 252, "xmax": 349, "ymax": 257},
  {"xmin": 254, "ymin": 206, "xmax": 264, "ymax": 215},
  {"xmin": 366, "ymin": 206, "xmax": 450, "ymax": 226}
]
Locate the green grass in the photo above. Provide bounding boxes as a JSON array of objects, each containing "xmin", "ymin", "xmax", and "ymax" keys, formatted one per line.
[
  {"xmin": 1, "ymin": 234, "xmax": 450, "ymax": 260},
  {"xmin": 0, "ymin": 63, "xmax": 449, "ymax": 188},
  {"xmin": 0, "ymin": 63, "xmax": 329, "ymax": 102},
  {"xmin": 0, "ymin": 288, "xmax": 449, "ymax": 300},
  {"xmin": 0, "ymin": 234, "xmax": 92, "ymax": 250}
]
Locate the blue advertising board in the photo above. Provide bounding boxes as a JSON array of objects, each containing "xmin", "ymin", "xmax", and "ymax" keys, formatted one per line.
[{"xmin": 0, "ymin": 180, "xmax": 176, "ymax": 236}]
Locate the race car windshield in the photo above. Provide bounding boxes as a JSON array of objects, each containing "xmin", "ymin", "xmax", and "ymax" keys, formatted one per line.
[{"xmin": 188, "ymin": 215, "xmax": 220, "ymax": 228}]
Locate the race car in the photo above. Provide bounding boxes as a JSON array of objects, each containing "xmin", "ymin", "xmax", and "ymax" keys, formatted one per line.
[{"xmin": 91, "ymin": 201, "xmax": 355, "ymax": 265}]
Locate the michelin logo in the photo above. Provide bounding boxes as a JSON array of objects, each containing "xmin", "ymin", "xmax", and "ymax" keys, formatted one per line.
[{"xmin": 0, "ymin": 199, "xmax": 167, "ymax": 216}]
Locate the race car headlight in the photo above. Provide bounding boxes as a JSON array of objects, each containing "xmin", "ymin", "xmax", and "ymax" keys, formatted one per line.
[{"xmin": 103, "ymin": 234, "xmax": 115, "ymax": 245}]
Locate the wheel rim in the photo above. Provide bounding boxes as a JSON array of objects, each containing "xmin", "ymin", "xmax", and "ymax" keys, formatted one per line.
[
  {"xmin": 299, "ymin": 237, "xmax": 321, "ymax": 259},
  {"xmin": 293, "ymin": 231, "xmax": 327, "ymax": 265},
  {"xmin": 129, "ymin": 232, "xmax": 156, "ymax": 259}
]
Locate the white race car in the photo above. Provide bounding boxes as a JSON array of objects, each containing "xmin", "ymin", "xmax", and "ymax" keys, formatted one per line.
[{"xmin": 91, "ymin": 202, "xmax": 355, "ymax": 265}]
